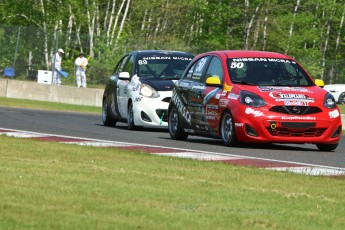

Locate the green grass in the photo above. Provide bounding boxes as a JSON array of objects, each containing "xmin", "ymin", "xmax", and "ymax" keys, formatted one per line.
[
  {"xmin": 0, "ymin": 135, "xmax": 344, "ymax": 230},
  {"xmin": 0, "ymin": 97, "xmax": 101, "ymax": 114}
]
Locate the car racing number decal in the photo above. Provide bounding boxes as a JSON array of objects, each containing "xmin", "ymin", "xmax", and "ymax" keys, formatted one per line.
[{"xmin": 172, "ymin": 93, "xmax": 191, "ymax": 124}]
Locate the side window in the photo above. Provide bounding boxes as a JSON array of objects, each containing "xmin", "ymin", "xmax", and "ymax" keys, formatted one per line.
[
  {"xmin": 204, "ymin": 57, "xmax": 223, "ymax": 83},
  {"xmin": 114, "ymin": 55, "xmax": 130, "ymax": 75},
  {"xmin": 125, "ymin": 55, "xmax": 134, "ymax": 74},
  {"xmin": 185, "ymin": 56, "xmax": 210, "ymax": 82}
]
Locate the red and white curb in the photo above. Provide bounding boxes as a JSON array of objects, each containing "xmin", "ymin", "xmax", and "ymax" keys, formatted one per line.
[{"xmin": 1, "ymin": 127, "xmax": 345, "ymax": 177}]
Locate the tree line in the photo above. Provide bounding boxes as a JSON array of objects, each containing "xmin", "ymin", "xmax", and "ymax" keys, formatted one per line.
[{"xmin": 0, "ymin": 0, "xmax": 344, "ymax": 85}]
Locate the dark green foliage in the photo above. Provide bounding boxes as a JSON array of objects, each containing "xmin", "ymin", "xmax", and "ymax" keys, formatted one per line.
[{"xmin": 0, "ymin": 0, "xmax": 344, "ymax": 85}]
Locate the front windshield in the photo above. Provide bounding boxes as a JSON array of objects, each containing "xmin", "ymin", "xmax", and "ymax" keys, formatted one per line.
[
  {"xmin": 227, "ymin": 58, "xmax": 315, "ymax": 87},
  {"xmin": 137, "ymin": 54, "xmax": 193, "ymax": 80}
]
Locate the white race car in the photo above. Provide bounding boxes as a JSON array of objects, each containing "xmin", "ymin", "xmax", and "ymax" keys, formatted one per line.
[
  {"xmin": 323, "ymin": 84, "xmax": 345, "ymax": 104},
  {"xmin": 102, "ymin": 50, "xmax": 194, "ymax": 129}
]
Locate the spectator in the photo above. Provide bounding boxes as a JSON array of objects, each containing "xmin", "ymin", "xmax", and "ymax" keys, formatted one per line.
[
  {"xmin": 51, "ymin": 48, "xmax": 64, "ymax": 85},
  {"xmin": 74, "ymin": 53, "xmax": 88, "ymax": 88}
]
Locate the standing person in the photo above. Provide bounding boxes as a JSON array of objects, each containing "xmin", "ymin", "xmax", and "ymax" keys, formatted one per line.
[
  {"xmin": 52, "ymin": 48, "xmax": 64, "ymax": 85},
  {"xmin": 74, "ymin": 53, "xmax": 88, "ymax": 88}
]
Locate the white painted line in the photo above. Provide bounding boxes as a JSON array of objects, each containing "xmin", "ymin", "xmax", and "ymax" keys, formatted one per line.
[
  {"xmin": 2, "ymin": 132, "xmax": 49, "ymax": 138},
  {"xmin": 63, "ymin": 141, "xmax": 134, "ymax": 147},
  {"xmin": 268, "ymin": 167, "xmax": 345, "ymax": 176},
  {"xmin": 154, "ymin": 152, "xmax": 241, "ymax": 161}
]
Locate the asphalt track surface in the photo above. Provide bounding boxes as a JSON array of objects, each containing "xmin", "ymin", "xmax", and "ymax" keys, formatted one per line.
[{"xmin": 0, "ymin": 106, "xmax": 344, "ymax": 169}]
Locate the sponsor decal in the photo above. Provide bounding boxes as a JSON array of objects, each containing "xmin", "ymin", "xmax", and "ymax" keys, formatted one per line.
[
  {"xmin": 228, "ymin": 93, "xmax": 239, "ymax": 100},
  {"xmin": 184, "ymin": 129, "xmax": 194, "ymax": 133},
  {"xmin": 215, "ymin": 94, "xmax": 221, "ymax": 99},
  {"xmin": 192, "ymin": 84, "xmax": 206, "ymax": 90},
  {"xmin": 235, "ymin": 123, "xmax": 244, "ymax": 127},
  {"xmin": 134, "ymin": 97, "xmax": 142, "ymax": 102},
  {"xmin": 245, "ymin": 108, "xmax": 264, "ymax": 117},
  {"xmin": 219, "ymin": 99, "xmax": 228, "ymax": 107},
  {"xmin": 206, "ymin": 104, "xmax": 219, "ymax": 110},
  {"xmin": 329, "ymin": 109, "xmax": 340, "ymax": 119},
  {"xmin": 259, "ymin": 86, "xmax": 312, "ymax": 93},
  {"xmin": 179, "ymin": 81, "xmax": 191, "ymax": 88},
  {"xmin": 281, "ymin": 116, "xmax": 316, "ymax": 120},
  {"xmin": 284, "ymin": 100, "xmax": 309, "ymax": 106},
  {"xmin": 269, "ymin": 92, "xmax": 314, "ymax": 103},
  {"xmin": 172, "ymin": 93, "xmax": 191, "ymax": 124},
  {"xmin": 222, "ymin": 91, "xmax": 227, "ymax": 96},
  {"xmin": 206, "ymin": 115, "xmax": 216, "ymax": 120}
]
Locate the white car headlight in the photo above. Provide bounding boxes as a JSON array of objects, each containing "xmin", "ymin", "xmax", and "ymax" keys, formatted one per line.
[{"xmin": 140, "ymin": 84, "xmax": 160, "ymax": 98}]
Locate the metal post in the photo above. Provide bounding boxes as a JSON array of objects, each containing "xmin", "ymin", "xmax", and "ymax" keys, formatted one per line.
[{"xmin": 12, "ymin": 27, "xmax": 21, "ymax": 77}]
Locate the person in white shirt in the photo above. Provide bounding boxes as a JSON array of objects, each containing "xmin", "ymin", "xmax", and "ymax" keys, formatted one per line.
[
  {"xmin": 74, "ymin": 53, "xmax": 88, "ymax": 88},
  {"xmin": 52, "ymin": 48, "xmax": 64, "ymax": 85}
]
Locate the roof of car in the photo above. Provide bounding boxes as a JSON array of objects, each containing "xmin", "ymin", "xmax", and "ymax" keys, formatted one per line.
[
  {"xmin": 130, "ymin": 50, "xmax": 194, "ymax": 57},
  {"xmin": 200, "ymin": 50, "xmax": 292, "ymax": 59}
]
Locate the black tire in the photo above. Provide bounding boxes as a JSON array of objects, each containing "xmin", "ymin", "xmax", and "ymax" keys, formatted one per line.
[
  {"xmin": 316, "ymin": 143, "xmax": 338, "ymax": 151},
  {"xmin": 168, "ymin": 106, "xmax": 188, "ymax": 140},
  {"xmin": 338, "ymin": 92, "xmax": 345, "ymax": 104},
  {"xmin": 127, "ymin": 102, "xmax": 137, "ymax": 130},
  {"xmin": 102, "ymin": 98, "xmax": 116, "ymax": 126},
  {"xmin": 220, "ymin": 110, "xmax": 238, "ymax": 146}
]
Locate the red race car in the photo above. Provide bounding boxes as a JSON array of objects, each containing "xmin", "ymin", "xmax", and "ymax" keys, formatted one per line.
[{"xmin": 168, "ymin": 50, "xmax": 342, "ymax": 151}]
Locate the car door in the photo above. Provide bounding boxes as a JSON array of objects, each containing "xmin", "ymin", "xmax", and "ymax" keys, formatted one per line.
[
  {"xmin": 109, "ymin": 55, "xmax": 130, "ymax": 118},
  {"xmin": 182, "ymin": 56, "xmax": 211, "ymax": 131},
  {"xmin": 116, "ymin": 54, "xmax": 135, "ymax": 118},
  {"xmin": 200, "ymin": 56, "xmax": 225, "ymax": 133}
]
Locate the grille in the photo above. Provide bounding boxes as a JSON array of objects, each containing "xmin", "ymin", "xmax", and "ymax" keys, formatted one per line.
[
  {"xmin": 162, "ymin": 97, "xmax": 171, "ymax": 103},
  {"xmin": 266, "ymin": 127, "xmax": 326, "ymax": 137},
  {"xmin": 281, "ymin": 122, "xmax": 316, "ymax": 128},
  {"xmin": 156, "ymin": 109, "xmax": 168, "ymax": 122},
  {"xmin": 269, "ymin": 106, "xmax": 322, "ymax": 115}
]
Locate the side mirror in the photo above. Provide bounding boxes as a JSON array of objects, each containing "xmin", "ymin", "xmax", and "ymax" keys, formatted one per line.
[
  {"xmin": 119, "ymin": 72, "xmax": 130, "ymax": 80},
  {"xmin": 206, "ymin": 76, "xmax": 222, "ymax": 86},
  {"xmin": 314, "ymin": 79, "xmax": 325, "ymax": 88}
]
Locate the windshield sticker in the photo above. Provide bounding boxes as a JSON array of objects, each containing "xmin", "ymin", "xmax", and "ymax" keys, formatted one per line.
[
  {"xmin": 259, "ymin": 86, "xmax": 312, "ymax": 93},
  {"xmin": 269, "ymin": 92, "xmax": 314, "ymax": 103},
  {"xmin": 329, "ymin": 109, "xmax": 340, "ymax": 119},
  {"xmin": 230, "ymin": 62, "xmax": 244, "ymax": 68},
  {"xmin": 231, "ymin": 58, "xmax": 296, "ymax": 64},
  {"xmin": 141, "ymin": 56, "xmax": 192, "ymax": 61},
  {"xmin": 138, "ymin": 56, "xmax": 192, "ymax": 65}
]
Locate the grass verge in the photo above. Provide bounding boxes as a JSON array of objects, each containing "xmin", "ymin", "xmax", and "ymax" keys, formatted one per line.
[
  {"xmin": 0, "ymin": 97, "xmax": 100, "ymax": 114},
  {"xmin": 0, "ymin": 135, "xmax": 345, "ymax": 229}
]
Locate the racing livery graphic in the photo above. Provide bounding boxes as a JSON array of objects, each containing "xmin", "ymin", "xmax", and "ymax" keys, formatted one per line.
[{"xmin": 168, "ymin": 50, "xmax": 342, "ymax": 151}]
